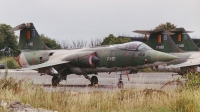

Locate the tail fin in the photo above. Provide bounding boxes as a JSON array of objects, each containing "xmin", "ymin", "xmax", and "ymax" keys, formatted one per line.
[
  {"xmin": 133, "ymin": 29, "xmax": 183, "ymax": 53},
  {"xmin": 170, "ymin": 28, "xmax": 200, "ymax": 51},
  {"xmin": 9, "ymin": 23, "xmax": 50, "ymax": 51}
]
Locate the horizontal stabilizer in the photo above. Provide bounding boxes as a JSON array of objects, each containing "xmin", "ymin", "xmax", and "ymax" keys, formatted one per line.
[
  {"xmin": 133, "ymin": 30, "xmax": 174, "ymax": 35},
  {"xmin": 9, "ymin": 23, "xmax": 27, "ymax": 32},
  {"xmin": 133, "ymin": 30, "xmax": 156, "ymax": 35},
  {"xmin": 22, "ymin": 61, "xmax": 70, "ymax": 70},
  {"xmin": 170, "ymin": 28, "xmax": 194, "ymax": 33},
  {"xmin": 8, "ymin": 23, "xmax": 34, "ymax": 32}
]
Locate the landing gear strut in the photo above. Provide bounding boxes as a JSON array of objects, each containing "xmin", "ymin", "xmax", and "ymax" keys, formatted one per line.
[
  {"xmin": 117, "ymin": 71, "xmax": 130, "ymax": 88},
  {"xmin": 52, "ymin": 76, "xmax": 60, "ymax": 86},
  {"xmin": 117, "ymin": 72, "xmax": 124, "ymax": 88}
]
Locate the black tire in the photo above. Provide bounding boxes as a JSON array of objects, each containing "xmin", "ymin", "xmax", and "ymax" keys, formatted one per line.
[
  {"xmin": 117, "ymin": 81, "xmax": 124, "ymax": 88},
  {"xmin": 52, "ymin": 76, "xmax": 60, "ymax": 86},
  {"xmin": 91, "ymin": 76, "xmax": 98, "ymax": 85}
]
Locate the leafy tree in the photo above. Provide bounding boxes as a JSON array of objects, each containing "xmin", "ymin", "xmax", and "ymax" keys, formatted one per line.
[
  {"xmin": 40, "ymin": 34, "xmax": 61, "ymax": 49},
  {"xmin": 154, "ymin": 22, "xmax": 177, "ymax": 30},
  {"xmin": 0, "ymin": 24, "xmax": 19, "ymax": 57},
  {"xmin": 115, "ymin": 37, "xmax": 131, "ymax": 44},
  {"xmin": 101, "ymin": 34, "xmax": 131, "ymax": 45},
  {"xmin": 101, "ymin": 34, "xmax": 116, "ymax": 45}
]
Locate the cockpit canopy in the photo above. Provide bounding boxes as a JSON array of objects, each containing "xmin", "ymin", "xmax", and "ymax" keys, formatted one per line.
[{"xmin": 117, "ymin": 41, "xmax": 152, "ymax": 51}]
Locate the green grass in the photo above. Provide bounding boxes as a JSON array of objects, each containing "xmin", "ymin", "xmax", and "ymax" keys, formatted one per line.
[{"xmin": 0, "ymin": 72, "xmax": 200, "ymax": 112}]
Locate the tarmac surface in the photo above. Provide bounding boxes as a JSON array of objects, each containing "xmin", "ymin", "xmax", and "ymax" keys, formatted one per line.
[{"xmin": 0, "ymin": 69, "xmax": 183, "ymax": 92}]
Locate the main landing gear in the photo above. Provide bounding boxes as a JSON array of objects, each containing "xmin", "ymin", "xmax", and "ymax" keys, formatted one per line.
[
  {"xmin": 52, "ymin": 76, "xmax": 60, "ymax": 86},
  {"xmin": 91, "ymin": 76, "xmax": 98, "ymax": 86},
  {"xmin": 52, "ymin": 75, "xmax": 99, "ymax": 87},
  {"xmin": 84, "ymin": 75, "xmax": 99, "ymax": 86}
]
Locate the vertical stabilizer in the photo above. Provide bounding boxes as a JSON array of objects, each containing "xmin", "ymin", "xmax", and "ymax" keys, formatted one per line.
[
  {"xmin": 9, "ymin": 23, "xmax": 49, "ymax": 51},
  {"xmin": 170, "ymin": 28, "xmax": 200, "ymax": 51},
  {"xmin": 133, "ymin": 29, "xmax": 183, "ymax": 53}
]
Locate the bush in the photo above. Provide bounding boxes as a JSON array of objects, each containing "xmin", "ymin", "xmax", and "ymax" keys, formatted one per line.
[
  {"xmin": 0, "ymin": 57, "xmax": 20, "ymax": 69},
  {"xmin": 183, "ymin": 72, "xmax": 200, "ymax": 90},
  {"xmin": 139, "ymin": 68, "xmax": 157, "ymax": 72},
  {"xmin": 0, "ymin": 69, "xmax": 30, "ymax": 93}
]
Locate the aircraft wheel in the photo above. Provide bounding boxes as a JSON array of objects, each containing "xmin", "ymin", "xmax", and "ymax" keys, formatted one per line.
[
  {"xmin": 91, "ymin": 76, "xmax": 98, "ymax": 86},
  {"xmin": 52, "ymin": 76, "xmax": 60, "ymax": 86},
  {"xmin": 117, "ymin": 81, "xmax": 124, "ymax": 88}
]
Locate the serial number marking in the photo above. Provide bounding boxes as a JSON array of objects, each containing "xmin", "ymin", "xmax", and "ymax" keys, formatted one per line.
[
  {"xmin": 107, "ymin": 57, "xmax": 116, "ymax": 61},
  {"xmin": 177, "ymin": 44, "xmax": 184, "ymax": 47},
  {"xmin": 156, "ymin": 45, "xmax": 164, "ymax": 49},
  {"xmin": 27, "ymin": 42, "xmax": 33, "ymax": 46}
]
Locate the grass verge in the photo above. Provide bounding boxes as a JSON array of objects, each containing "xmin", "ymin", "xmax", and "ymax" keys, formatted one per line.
[{"xmin": 0, "ymin": 72, "xmax": 200, "ymax": 112}]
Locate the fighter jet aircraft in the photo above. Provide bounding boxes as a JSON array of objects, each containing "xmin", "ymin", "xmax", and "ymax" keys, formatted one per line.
[
  {"xmin": 9, "ymin": 23, "xmax": 178, "ymax": 87},
  {"xmin": 134, "ymin": 29, "xmax": 200, "ymax": 74},
  {"xmin": 170, "ymin": 28, "xmax": 200, "ymax": 51}
]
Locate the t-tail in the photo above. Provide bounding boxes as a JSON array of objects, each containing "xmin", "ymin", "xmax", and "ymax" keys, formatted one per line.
[
  {"xmin": 133, "ymin": 29, "xmax": 183, "ymax": 53},
  {"xmin": 9, "ymin": 23, "xmax": 50, "ymax": 51},
  {"xmin": 170, "ymin": 28, "xmax": 200, "ymax": 51}
]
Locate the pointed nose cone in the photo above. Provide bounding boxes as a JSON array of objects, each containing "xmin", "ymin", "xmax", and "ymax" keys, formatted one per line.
[{"xmin": 146, "ymin": 50, "xmax": 179, "ymax": 62}]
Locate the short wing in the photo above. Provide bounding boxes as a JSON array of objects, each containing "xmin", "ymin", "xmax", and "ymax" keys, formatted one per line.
[
  {"xmin": 166, "ymin": 61, "xmax": 200, "ymax": 68},
  {"xmin": 22, "ymin": 61, "xmax": 70, "ymax": 70}
]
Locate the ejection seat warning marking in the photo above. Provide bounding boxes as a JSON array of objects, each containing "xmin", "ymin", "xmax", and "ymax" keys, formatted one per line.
[{"xmin": 107, "ymin": 57, "xmax": 116, "ymax": 61}]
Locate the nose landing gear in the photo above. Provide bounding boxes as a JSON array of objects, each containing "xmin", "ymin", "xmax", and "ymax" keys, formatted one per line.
[
  {"xmin": 117, "ymin": 71, "xmax": 130, "ymax": 88},
  {"xmin": 117, "ymin": 72, "xmax": 124, "ymax": 88}
]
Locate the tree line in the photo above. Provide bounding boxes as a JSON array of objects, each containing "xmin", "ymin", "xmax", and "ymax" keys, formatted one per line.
[{"xmin": 38, "ymin": 33, "xmax": 131, "ymax": 49}]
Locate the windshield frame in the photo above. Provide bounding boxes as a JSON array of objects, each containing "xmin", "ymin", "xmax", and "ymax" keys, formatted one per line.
[{"xmin": 117, "ymin": 41, "xmax": 152, "ymax": 51}]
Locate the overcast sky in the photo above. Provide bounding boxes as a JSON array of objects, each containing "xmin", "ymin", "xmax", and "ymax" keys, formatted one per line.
[{"xmin": 1, "ymin": 0, "xmax": 200, "ymax": 42}]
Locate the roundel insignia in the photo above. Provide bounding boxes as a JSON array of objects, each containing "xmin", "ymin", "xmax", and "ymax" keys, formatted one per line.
[
  {"xmin": 184, "ymin": 35, "xmax": 187, "ymax": 39},
  {"xmin": 163, "ymin": 34, "xmax": 167, "ymax": 40}
]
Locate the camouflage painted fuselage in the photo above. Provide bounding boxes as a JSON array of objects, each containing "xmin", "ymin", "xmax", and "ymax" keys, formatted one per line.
[{"xmin": 18, "ymin": 42, "xmax": 177, "ymax": 76}]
